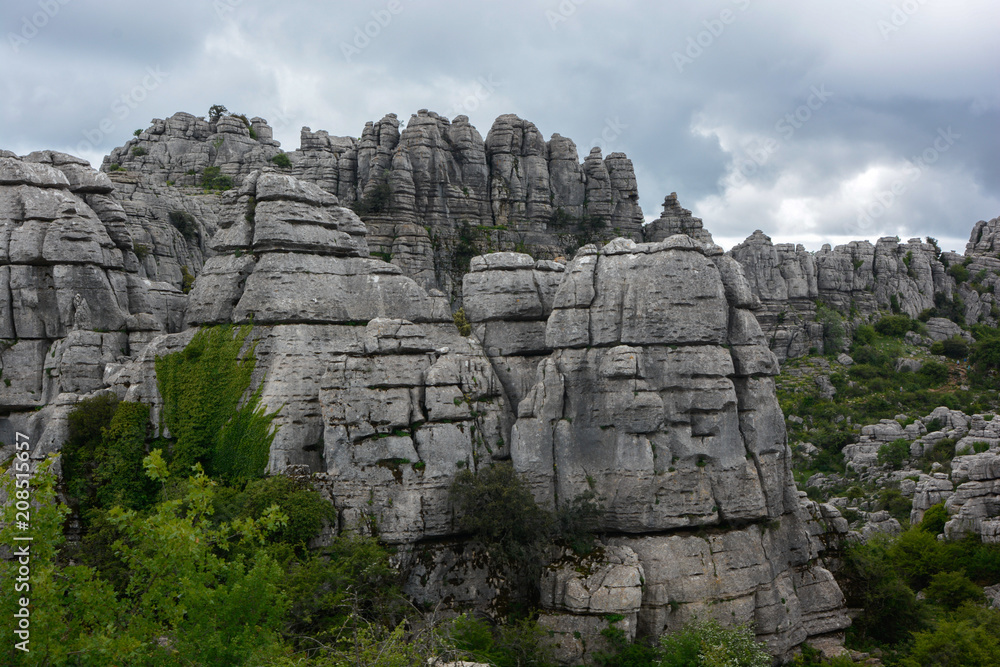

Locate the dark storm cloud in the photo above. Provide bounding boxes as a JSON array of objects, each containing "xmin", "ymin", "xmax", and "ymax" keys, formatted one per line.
[{"xmin": 1, "ymin": 0, "xmax": 996, "ymax": 252}]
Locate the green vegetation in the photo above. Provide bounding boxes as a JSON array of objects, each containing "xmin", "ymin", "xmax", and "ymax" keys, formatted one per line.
[
  {"xmin": 877, "ymin": 438, "xmax": 911, "ymax": 469},
  {"xmin": 874, "ymin": 314, "xmax": 915, "ymax": 337},
  {"xmin": 131, "ymin": 145, "xmax": 146, "ymax": 156},
  {"xmin": 350, "ymin": 182, "xmax": 392, "ymax": 215},
  {"xmin": 930, "ymin": 335, "xmax": 969, "ymax": 359},
  {"xmin": 780, "ymin": 317, "xmax": 999, "ymax": 477},
  {"xmin": 168, "ymin": 209, "xmax": 199, "ymax": 241},
  {"xmin": 817, "ymin": 303, "xmax": 846, "ymax": 354},
  {"xmin": 450, "ymin": 461, "xmax": 604, "ymax": 595},
  {"xmin": 453, "ymin": 307, "xmax": 472, "ymax": 336},
  {"xmin": 201, "ymin": 165, "xmax": 233, "ymax": 191},
  {"xmin": 209, "ymin": 103, "xmax": 228, "ymax": 121},
  {"xmin": 657, "ymin": 619, "xmax": 770, "ymax": 667},
  {"xmin": 155, "ymin": 325, "xmax": 277, "ymax": 482},
  {"xmin": 181, "ymin": 265, "xmax": 196, "ymax": 293},
  {"xmin": 269, "ymin": 152, "xmax": 292, "ymax": 169},
  {"xmin": 836, "ymin": 526, "xmax": 1000, "ymax": 664}
]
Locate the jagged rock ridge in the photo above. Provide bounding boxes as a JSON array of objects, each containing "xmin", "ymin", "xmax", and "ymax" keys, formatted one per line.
[{"xmin": 104, "ymin": 110, "xmax": 647, "ymax": 301}]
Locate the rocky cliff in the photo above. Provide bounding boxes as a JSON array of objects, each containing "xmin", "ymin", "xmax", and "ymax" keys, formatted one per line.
[
  {"xmin": 729, "ymin": 220, "xmax": 1000, "ymax": 361},
  {"xmin": 104, "ymin": 110, "xmax": 646, "ymax": 302},
  {"xmin": 1, "ymin": 131, "xmax": 850, "ymax": 662}
]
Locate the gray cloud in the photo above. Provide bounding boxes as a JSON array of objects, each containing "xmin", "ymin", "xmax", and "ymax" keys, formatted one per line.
[{"xmin": 1, "ymin": 0, "xmax": 996, "ymax": 252}]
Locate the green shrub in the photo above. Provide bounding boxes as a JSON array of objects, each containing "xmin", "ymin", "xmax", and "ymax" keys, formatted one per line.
[
  {"xmin": 918, "ymin": 361, "xmax": 950, "ymax": 385},
  {"xmin": 281, "ymin": 532, "xmax": 406, "ymax": 647},
  {"xmin": 155, "ymin": 325, "xmax": 278, "ymax": 482},
  {"xmin": 201, "ymin": 165, "xmax": 233, "ymax": 191},
  {"xmin": 878, "ymin": 438, "xmax": 911, "ymax": 469},
  {"xmin": 168, "ymin": 209, "xmax": 199, "ymax": 241},
  {"xmin": 949, "ymin": 263, "xmax": 971, "ymax": 283},
  {"xmin": 971, "ymin": 328, "xmax": 1000, "ymax": 371},
  {"xmin": 181, "ymin": 265, "xmax": 196, "ymax": 293},
  {"xmin": 226, "ymin": 476, "xmax": 334, "ymax": 551},
  {"xmin": 209, "ymin": 103, "xmax": 228, "ymax": 121},
  {"xmin": 900, "ymin": 619, "xmax": 1000, "ymax": 667},
  {"xmin": 877, "ymin": 487, "xmax": 913, "ymax": 523},
  {"xmin": 450, "ymin": 461, "xmax": 553, "ymax": 572},
  {"xmin": 269, "ymin": 152, "xmax": 292, "ymax": 169},
  {"xmin": 555, "ymin": 489, "xmax": 604, "ymax": 555},
  {"xmin": 817, "ymin": 304, "xmax": 846, "ymax": 354},
  {"xmin": 351, "ymin": 182, "xmax": 392, "ymax": 215},
  {"xmin": 925, "ymin": 438, "xmax": 956, "ymax": 465},
  {"xmin": 444, "ymin": 614, "xmax": 556, "ymax": 667},
  {"xmin": 853, "ymin": 324, "xmax": 877, "ymax": 346},
  {"xmin": 453, "ymin": 307, "xmax": 472, "ymax": 336},
  {"xmin": 941, "ymin": 336, "xmax": 969, "ymax": 359},
  {"xmin": 131, "ymin": 145, "xmax": 146, "ymax": 156},
  {"xmin": 875, "ymin": 314, "xmax": 913, "ymax": 337},
  {"xmin": 658, "ymin": 619, "xmax": 770, "ymax": 667},
  {"xmin": 62, "ymin": 396, "xmax": 159, "ymax": 526},
  {"xmin": 919, "ymin": 503, "xmax": 949, "ymax": 534},
  {"xmin": 924, "ymin": 571, "xmax": 983, "ymax": 610},
  {"xmin": 840, "ymin": 534, "xmax": 930, "ymax": 644}
]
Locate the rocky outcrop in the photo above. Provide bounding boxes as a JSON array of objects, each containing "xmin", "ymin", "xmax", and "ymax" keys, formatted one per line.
[
  {"xmin": 729, "ymin": 219, "xmax": 1000, "ymax": 360},
  {"xmin": 505, "ymin": 235, "xmax": 848, "ymax": 658},
  {"xmin": 643, "ymin": 192, "xmax": 714, "ymax": 245},
  {"xmin": 0, "ymin": 152, "xmax": 182, "ymax": 411},
  {"xmin": 5, "ymin": 135, "xmax": 855, "ymax": 662},
  {"xmin": 103, "ymin": 110, "xmax": 646, "ymax": 301},
  {"xmin": 831, "ymin": 405, "xmax": 1000, "ymax": 542},
  {"xmin": 462, "ymin": 252, "xmax": 565, "ymax": 408},
  {"xmin": 730, "ymin": 231, "xmax": 951, "ymax": 360}
]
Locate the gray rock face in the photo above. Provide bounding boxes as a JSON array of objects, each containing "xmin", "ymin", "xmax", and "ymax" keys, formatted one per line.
[
  {"xmin": 103, "ymin": 110, "xmax": 646, "ymax": 301},
  {"xmin": 462, "ymin": 252, "xmax": 565, "ymax": 408},
  {"xmin": 730, "ymin": 230, "xmax": 952, "ymax": 360},
  {"xmin": 643, "ymin": 193, "xmax": 714, "ymax": 245},
  {"xmin": 0, "ymin": 153, "xmax": 183, "ymax": 412},
  {"xmin": 4, "ymin": 143, "xmax": 854, "ymax": 662},
  {"xmin": 538, "ymin": 546, "xmax": 645, "ymax": 664},
  {"xmin": 502, "ymin": 235, "xmax": 847, "ymax": 657}
]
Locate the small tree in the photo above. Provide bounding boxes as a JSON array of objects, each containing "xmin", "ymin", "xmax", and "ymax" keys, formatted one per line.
[{"xmin": 209, "ymin": 104, "xmax": 228, "ymax": 121}]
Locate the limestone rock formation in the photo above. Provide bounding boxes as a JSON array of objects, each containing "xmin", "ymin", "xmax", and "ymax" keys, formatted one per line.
[
  {"xmin": 4, "ymin": 132, "xmax": 859, "ymax": 663},
  {"xmin": 730, "ymin": 230, "xmax": 952, "ymax": 360},
  {"xmin": 643, "ymin": 192, "xmax": 714, "ymax": 245},
  {"xmin": 0, "ymin": 152, "xmax": 182, "ymax": 411},
  {"xmin": 504, "ymin": 236, "xmax": 849, "ymax": 657},
  {"xmin": 103, "ymin": 110, "xmax": 646, "ymax": 301}
]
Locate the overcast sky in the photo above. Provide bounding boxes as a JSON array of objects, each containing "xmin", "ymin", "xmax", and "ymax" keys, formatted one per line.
[{"xmin": 2, "ymin": 0, "xmax": 997, "ymax": 253}]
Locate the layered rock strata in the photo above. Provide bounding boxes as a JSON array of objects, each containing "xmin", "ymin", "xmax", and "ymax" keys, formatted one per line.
[
  {"xmin": 505, "ymin": 236, "xmax": 849, "ymax": 656},
  {"xmin": 3, "ymin": 149, "xmax": 851, "ymax": 662},
  {"xmin": 105, "ymin": 110, "xmax": 646, "ymax": 300}
]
